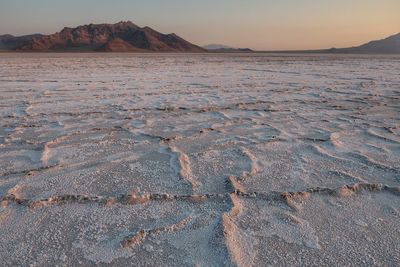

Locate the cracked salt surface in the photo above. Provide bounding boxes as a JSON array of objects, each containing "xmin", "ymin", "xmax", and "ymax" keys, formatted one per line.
[{"xmin": 0, "ymin": 53, "xmax": 399, "ymax": 266}]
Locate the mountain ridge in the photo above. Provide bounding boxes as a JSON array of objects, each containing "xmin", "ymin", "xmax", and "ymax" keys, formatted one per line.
[
  {"xmin": 260, "ymin": 32, "xmax": 400, "ymax": 54},
  {"xmin": 1, "ymin": 24, "xmax": 399, "ymax": 53},
  {"xmin": 203, "ymin": 44, "xmax": 254, "ymax": 52},
  {"xmin": 1, "ymin": 21, "xmax": 206, "ymax": 52},
  {"xmin": 327, "ymin": 32, "xmax": 400, "ymax": 54}
]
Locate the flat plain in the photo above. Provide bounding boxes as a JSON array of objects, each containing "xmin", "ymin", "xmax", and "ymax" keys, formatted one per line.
[{"xmin": 0, "ymin": 53, "xmax": 399, "ymax": 266}]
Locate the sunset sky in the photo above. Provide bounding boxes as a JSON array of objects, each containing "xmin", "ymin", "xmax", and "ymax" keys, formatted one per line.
[{"xmin": 0, "ymin": 0, "xmax": 399, "ymax": 50}]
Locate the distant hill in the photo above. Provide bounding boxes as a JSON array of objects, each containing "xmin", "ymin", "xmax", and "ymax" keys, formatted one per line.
[
  {"xmin": 327, "ymin": 32, "xmax": 400, "ymax": 54},
  {"xmin": 0, "ymin": 21, "xmax": 206, "ymax": 52},
  {"xmin": 259, "ymin": 33, "xmax": 400, "ymax": 54},
  {"xmin": 203, "ymin": 44, "xmax": 253, "ymax": 53},
  {"xmin": 203, "ymin": 44, "xmax": 233, "ymax": 50},
  {"xmin": 0, "ymin": 34, "xmax": 43, "ymax": 50}
]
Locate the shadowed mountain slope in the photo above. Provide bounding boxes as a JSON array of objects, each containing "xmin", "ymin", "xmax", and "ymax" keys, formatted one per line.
[{"xmin": 327, "ymin": 33, "xmax": 400, "ymax": 54}]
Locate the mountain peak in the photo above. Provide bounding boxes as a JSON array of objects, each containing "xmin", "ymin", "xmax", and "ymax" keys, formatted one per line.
[
  {"xmin": 117, "ymin": 20, "xmax": 132, "ymax": 24},
  {"xmin": 115, "ymin": 20, "xmax": 138, "ymax": 27}
]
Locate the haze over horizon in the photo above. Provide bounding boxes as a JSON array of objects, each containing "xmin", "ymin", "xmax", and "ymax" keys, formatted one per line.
[{"xmin": 0, "ymin": 0, "xmax": 399, "ymax": 50}]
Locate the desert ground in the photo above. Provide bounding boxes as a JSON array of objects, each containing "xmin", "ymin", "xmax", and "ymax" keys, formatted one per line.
[{"xmin": 0, "ymin": 53, "xmax": 399, "ymax": 266}]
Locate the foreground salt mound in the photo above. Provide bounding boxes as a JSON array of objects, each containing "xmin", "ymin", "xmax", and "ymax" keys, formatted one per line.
[{"xmin": 0, "ymin": 53, "xmax": 399, "ymax": 266}]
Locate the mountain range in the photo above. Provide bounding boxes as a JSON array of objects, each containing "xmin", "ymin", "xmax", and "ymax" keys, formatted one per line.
[
  {"xmin": 0, "ymin": 21, "xmax": 205, "ymax": 52},
  {"xmin": 0, "ymin": 21, "xmax": 399, "ymax": 53},
  {"xmin": 203, "ymin": 44, "xmax": 254, "ymax": 52}
]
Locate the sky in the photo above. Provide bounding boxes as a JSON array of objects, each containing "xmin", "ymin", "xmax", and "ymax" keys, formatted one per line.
[{"xmin": 0, "ymin": 0, "xmax": 399, "ymax": 50}]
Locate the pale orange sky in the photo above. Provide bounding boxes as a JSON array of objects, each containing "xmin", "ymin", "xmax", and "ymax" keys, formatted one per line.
[{"xmin": 0, "ymin": 0, "xmax": 399, "ymax": 50}]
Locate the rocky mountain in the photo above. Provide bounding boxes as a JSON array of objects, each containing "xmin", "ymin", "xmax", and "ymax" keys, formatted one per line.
[
  {"xmin": 327, "ymin": 33, "xmax": 400, "ymax": 54},
  {"xmin": 1, "ymin": 21, "xmax": 206, "ymax": 52}
]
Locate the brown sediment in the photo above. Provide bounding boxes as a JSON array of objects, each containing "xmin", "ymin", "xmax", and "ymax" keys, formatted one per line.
[
  {"xmin": 121, "ymin": 215, "xmax": 193, "ymax": 249},
  {"xmin": 121, "ymin": 230, "xmax": 147, "ymax": 248},
  {"xmin": 281, "ymin": 183, "xmax": 400, "ymax": 210},
  {"xmin": 28, "ymin": 195, "xmax": 103, "ymax": 209},
  {"xmin": 1, "ymin": 185, "xmax": 26, "ymax": 207},
  {"xmin": 123, "ymin": 192, "xmax": 151, "ymax": 205},
  {"xmin": 337, "ymin": 183, "xmax": 400, "ymax": 197},
  {"xmin": 0, "ymin": 163, "xmax": 59, "ymax": 177},
  {"xmin": 0, "ymin": 183, "xmax": 398, "ymax": 210},
  {"xmin": 281, "ymin": 191, "xmax": 311, "ymax": 210},
  {"xmin": 103, "ymin": 197, "xmax": 118, "ymax": 207},
  {"xmin": 226, "ymin": 175, "xmax": 246, "ymax": 193}
]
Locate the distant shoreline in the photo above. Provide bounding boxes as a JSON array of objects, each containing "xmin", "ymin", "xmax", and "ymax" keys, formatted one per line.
[{"xmin": 1, "ymin": 50, "xmax": 399, "ymax": 55}]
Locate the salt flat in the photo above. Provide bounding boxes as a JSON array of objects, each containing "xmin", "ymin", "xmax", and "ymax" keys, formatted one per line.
[{"xmin": 0, "ymin": 53, "xmax": 399, "ymax": 266}]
